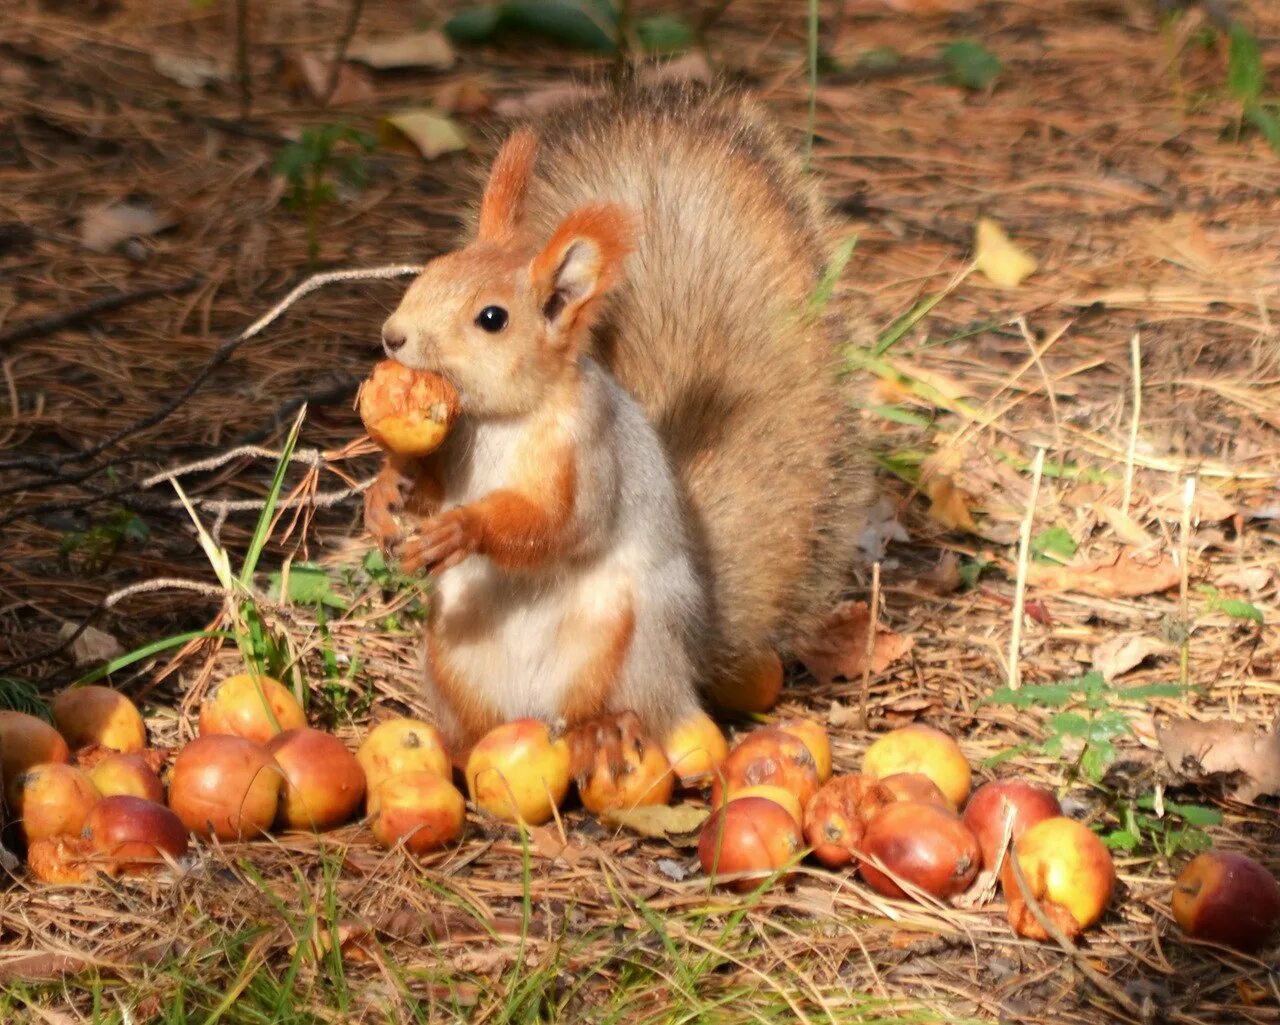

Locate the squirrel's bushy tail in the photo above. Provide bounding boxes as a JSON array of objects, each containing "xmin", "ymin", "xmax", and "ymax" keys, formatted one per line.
[{"xmin": 520, "ymin": 82, "xmax": 873, "ymax": 685}]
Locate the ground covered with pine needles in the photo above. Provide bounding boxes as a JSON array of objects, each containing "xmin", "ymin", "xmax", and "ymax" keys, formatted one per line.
[{"xmin": 2, "ymin": 1, "xmax": 1279, "ymax": 1022}]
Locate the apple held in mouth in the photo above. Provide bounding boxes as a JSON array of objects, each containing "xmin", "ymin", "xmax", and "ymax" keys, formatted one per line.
[{"xmin": 358, "ymin": 360, "xmax": 461, "ymax": 457}]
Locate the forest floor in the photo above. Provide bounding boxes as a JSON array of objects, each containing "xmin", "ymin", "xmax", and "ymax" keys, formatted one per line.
[{"xmin": 2, "ymin": 0, "xmax": 1279, "ymax": 1022}]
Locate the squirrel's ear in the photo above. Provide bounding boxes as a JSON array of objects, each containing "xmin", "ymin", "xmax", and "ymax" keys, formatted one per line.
[
  {"xmin": 477, "ymin": 130, "xmax": 538, "ymax": 241},
  {"xmin": 530, "ymin": 204, "xmax": 635, "ymax": 344}
]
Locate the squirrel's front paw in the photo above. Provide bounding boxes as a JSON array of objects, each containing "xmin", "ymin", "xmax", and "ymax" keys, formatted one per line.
[
  {"xmin": 364, "ymin": 465, "xmax": 414, "ymax": 551},
  {"xmin": 566, "ymin": 710, "xmax": 647, "ymax": 783},
  {"xmin": 399, "ymin": 507, "xmax": 481, "ymax": 574}
]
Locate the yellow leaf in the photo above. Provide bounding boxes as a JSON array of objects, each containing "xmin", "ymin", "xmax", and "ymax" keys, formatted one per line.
[
  {"xmin": 974, "ymin": 216, "xmax": 1036, "ymax": 288},
  {"xmin": 382, "ymin": 110, "xmax": 468, "ymax": 160},
  {"xmin": 347, "ymin": 30, "xmax": 455, "ymax": 70},
  {"xmin": 600, "ymin": 803, "xmax": 709, "ymax": 840}
]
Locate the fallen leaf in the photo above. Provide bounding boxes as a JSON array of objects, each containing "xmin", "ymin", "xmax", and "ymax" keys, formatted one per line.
[
  {"xmin": 347, "ymin": 30, "xmax": 455, "ymax": 70},
  {"xmin": 919, "ymin": 551, "xmax": 962, "ymax": 594},
  {"xmin": 1095, "ymin": 504, "xmax": 1152, "ymax": 546},
  {"xmin": 434, "ymin": 78, "xmax": 492, "ymax": 116},
  {"xmin": 600, "ymin": 802, "xmax": 708, "ymax": 840},
  {"xmin": 1091, "ymin": 634, "xmax": 1171, "ymax": 683},
  {"xmin": 57, "ymin": 622, "xmax": 124, "ymax": 666},
  {"xmin": 974, "ymin": 216, "xmax": 1036, "ymax": 288},
  {"xmin": 151, "ymin": 51, "xmax": 230, "ymax": 89},
  {"xmin": 382, "ymin": 110, "xmax": 468, "ymax": 159},
  {"xmin": 291, "ymin": 920, "xmax": 376, "ymax": 964},
  {"xmin": 494, "ymin": 83, "xmax": 600, "ymax": 118},
  {"xmin": 1025, "ymin": 548, "xmax": 1179, "ymax": 599},
  {"xmin": 298, "ymin": 53, "xmax": 376, "ymax": 105},
  {"xmin": 637, "ymin": 51, "xmax": 712, "ymax": 85},
  {"xmin": 1157, "ymin": 717, "xmax": 1280, "ymax": 802},
  {"xmin": 794, "ymin": 600, "xmax": 915, "ymax": 686},
  {"xmin": 925, "ymin": 475, "xmax": 977, "ymax": 531},
  {"xmin": 1213, "ymin": 565, "xmax": 1273, "ymax": 593},
  {"xmin": 1152, "ymin": 485, "xmax": 1237, "ymax": 523},
  {"xmin": 79, "ymin": 201, "xmax": 171, "ymax": 253},
  {"xmin": 527, "ymin": 824, "xmax": 592, "ymax": 864}
]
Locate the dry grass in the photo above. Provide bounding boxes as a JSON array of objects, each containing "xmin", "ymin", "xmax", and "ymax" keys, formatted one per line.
[{"xmin": 2, "ymin": 0, "xmax": 1279, "ymax": 1022}]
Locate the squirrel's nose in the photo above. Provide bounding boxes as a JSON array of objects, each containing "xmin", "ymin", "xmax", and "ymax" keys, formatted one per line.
[{"xmin": 382, "ymin": 324, "xmax": 408, "ymax": 355}]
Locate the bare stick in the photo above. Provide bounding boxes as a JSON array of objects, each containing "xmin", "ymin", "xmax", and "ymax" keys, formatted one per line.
[
  {"xmin": 859, "ymin": 561, "xmax": 881, "ymax": 729},
  {"xmin": 0, "ymin": 278, "xmax": 201, "ymax": 351},
  {"xmin": 1007, "ymin": 448, "xmax": 1046, "ymax": 691},
  {"xmin": 1006, "ymin": 843, "xmax": 1143, "ymax": 1019},
  {"xmin": 1122, "ymin": 332, "xmax": 1142, "ymax": 516},
  {"xmin": 1179, "ymin": 474, "xmax": 1196, "ymax": 691}
]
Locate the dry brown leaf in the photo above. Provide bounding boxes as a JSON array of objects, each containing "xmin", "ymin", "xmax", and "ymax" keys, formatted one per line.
[
  {"xmin": 382, "ymin": 110, "xmax": 468, "ymax": 160},
  {"xmin": 1152, "ymin": 484, "xmax": 1237, "ymax": 523},
  {"xmin": 291, "ymin": 920, "xmax": 377, "ymax": 964},
  {"xmin": 494, "ymin": 83, "xmax": 600, "ymax": 118},
  {"xmin": 925, "ymin": 476, "xmax": 977, "ymax": 531},
  {"xmin": 1091, "ymin": 633, "xmax": 1171, "ymax": 683},
  {"xmin": 1095, "ymin": 504, "xmax": 1152, "ymax": 546},
  {"xmin": 434, "ymin": 79, "xmax": 492, "ymax": 116},
  {"xmin": 600, "ymin": 802, "xmax": 708, "ymax": 840},
  {"xmin": 347, "ymin": 30, "xmax": 455, "ymax": 70},
  {"xmin": 79, "ymin": 201, "xmax": 172, "ymax": 253},
  {"xmin": 1213, "ymin": 565, "xmax": 1273, "ymax": 593},
  {"xmin": 1025, "ymin": 548, "xmax": 1179, "ymax": 599},
  {"xmin": 919, "ymin": 551, "xmax": 962, "ymax": 594},
  {"xmin": 1157, "ymin": 717, "xmax": 1280, "ymax": 802},
  {"xmin": 57, "ymin": 622, "xmax": 124, "ymax": 666},
  {"xmin": 527, "ymin": 824, "xmax": 593, "ymax": 864},
  {"xmin": 151, "ymin": 51, "xmax": 230, "ymax": 89},
  {"xmin": 298, "ymin": 53, "xmax": 376, "ymax": 105},
  {"xmin": 794, "ymin": 600, "xmax": 915, "ymax": 686}
]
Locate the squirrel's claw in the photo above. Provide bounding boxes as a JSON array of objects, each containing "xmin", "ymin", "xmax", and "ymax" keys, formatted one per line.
[
  {"xmin": 400, "ymin": 507, "xmax": 481, "ymax": 574},
  {"xmin": 566, "ymin": 710, "xmax": 647, "ymax": 783},
  {"xmin": 364, "ymin": 464, "xmax": 414, "ymax": 552}
]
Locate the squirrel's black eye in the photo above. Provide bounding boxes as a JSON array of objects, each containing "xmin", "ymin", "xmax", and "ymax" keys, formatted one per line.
[{"xmin": 475, "ymin": 305, "xmax": 508, "ymax": 333}]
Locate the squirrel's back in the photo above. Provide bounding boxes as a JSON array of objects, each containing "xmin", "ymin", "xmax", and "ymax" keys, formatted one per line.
[{"xmin": 499, "ymin": 83, "xmax": 872, "ymax": 685}]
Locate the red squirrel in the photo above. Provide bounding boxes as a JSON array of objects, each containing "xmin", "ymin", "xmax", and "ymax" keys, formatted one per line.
[{"xmin": 364, "ymin": 83, "xmax": 872, "ymax": 770}]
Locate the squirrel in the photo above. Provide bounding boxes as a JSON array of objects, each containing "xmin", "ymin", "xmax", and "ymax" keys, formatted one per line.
[{"xmin": 364, "ymin": 82, "xmax": 873, "ymax": 770}]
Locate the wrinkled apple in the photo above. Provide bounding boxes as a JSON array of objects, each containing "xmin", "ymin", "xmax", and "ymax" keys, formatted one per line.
[
  {"xmin": 87, "ymin": 752, "xmax": 165, "ymax": 804},
  {"xmin": 82, "ymin": 795, "xmax": 189, "ymax": 874},
  {"xmin": 858, "ymin": 801, "xmax": 981, "ymax": 901},
  {"xmin": 26, "ymin": 835, "xmax": 94, "ymax": 885},
  {"xmin": 51, "ymin": 685, "xmax": 147, "ymax": 753},
  {"xmin": 661, "ymin": 710, "xmax": 728, "ymax": 788},
  {"xmin": 711, "ymin": 728, "xmax": 820, "ymax": 809},
  {"xmin": 963, "ymin": 779, "xmax": 1062, "ymax": 867},
  {"xmin": 1001, "ymin": 816, "xmax": 1115, "ymax": 940},
  {"xmin": 1172, "ymin": 850, "xmax": 1280, "ymax": 952},
  {"xmin": 168, "ymin": 734, "xmax": 283, "ymax": 840},
  {"xmin": 266, "ymin": 728, "xmax": 366, "ymax": 831},
  {"xmin": 199, "ymin": 673, "xmax": 306, "ymax": 745},
  {"xmin": 698, "ymin": 796, "xmax": 803, "ymax": 892},
  {"xmin": 465, "ymin": 719, "xmax": 570, "ymax": 825},
  {"xmin": 368, "ymin": 771, "xmax": 466, "ymax": 854},
  {"xmin": 357, "ymin": 718, "xmax": 451, "ymax": 796},
  {"xmin": 11, "ymin": 762, "xmax": 101, "ymax": 846},
  {"xmin": 802, "ymin": 773, "xmax": 895, "ymax": 868},
  {"xmin": 578, "ymin": 731, "xmax": 674, "ymax": 814},
  {"xmin": 862, "ymin": 724, "xmax": 971, "ymax": 809},
  {"xmin": 777, "ymin": 719, "xmax": 833, "ymax": 782},
  {"xmin": 358, "ymin": 360, "xmax": 460, "ymax": 457}
]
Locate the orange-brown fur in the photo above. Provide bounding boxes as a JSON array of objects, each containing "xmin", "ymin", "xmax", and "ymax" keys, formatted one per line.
[{"xmin": 560, "ymin": 594, "xmax": 637, "ymax": 723}]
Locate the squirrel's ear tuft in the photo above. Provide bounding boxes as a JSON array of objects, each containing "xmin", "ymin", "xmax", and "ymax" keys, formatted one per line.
[
  {"xmin": 478, "ymin": 130, "xmax": 538, "ymax": 241},
  {"xmin": 530, "ymin": 204, "xmax": 636, "ymax": 342}
]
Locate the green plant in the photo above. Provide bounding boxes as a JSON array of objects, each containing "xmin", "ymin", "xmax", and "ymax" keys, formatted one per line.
[
  {"xmin": 59, "ymin": 507, "xmax": 148, "ymax": 574},
  {"xmin": 1103, "ymin": 793, "xmax": 1221, "ymax": 859},
  {"xmin": 940, "ymin": 39, "xmax": 1002, "ymax": 91},
  {"xmin": 1196, "ymin": 584, "xmax": 1264, "ymax": 626},
  {"xmin": 274, "ymin": 125, "xmax": 375, "ymax": 264},
  {"xmin": 983, "ymin": 671, "xmax": 1185, "ymax": 784},
  {"xmin": 1226, "ymin": 21, "xmax": 1280, "ymax": 154},
  {"xmin": 444, "ymin": 2, "xmax": 695, "ymax": 57},
  {"xmin": 0, "ymin": 676, "xmax": 51, "ymax": 718}
]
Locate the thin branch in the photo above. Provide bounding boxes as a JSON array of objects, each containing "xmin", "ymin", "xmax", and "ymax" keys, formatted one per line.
[
  {"xmin": 0, "ymin": 278, "xmax": 201, "ymax": 351},
  {"xmin": 1007, "ymin": 447, "xmax": 1046, "ymax": 691},
  {"xmin": 322, "ymin": 0, "xmax": 367, "ymax": 107}
]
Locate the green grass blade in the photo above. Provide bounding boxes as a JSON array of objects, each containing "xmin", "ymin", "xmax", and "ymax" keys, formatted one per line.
[
  {"xmin": 74, "ymin": 630, "xmax": 231, "ymax": 685},
  {"xmin": 239, "ymin": 408, "xmax": 305, "ymax": 588}
]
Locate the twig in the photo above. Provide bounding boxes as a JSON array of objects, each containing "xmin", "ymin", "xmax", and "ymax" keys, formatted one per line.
[
  {"xmin": 859, "ymin": 561, "xmax": 881, "ymax": 729},
  {"xmin": 0, "ymin": 279, "xmax": 201, "ymax": 351},
  {"xmin": 235, "ymin": 0, "xmax": 252, "ymax": 120},
  {"xmin": 1178, "ymin": 474, "xmax": 1196, "ymax": 690},
  {"xmin": 1007, "ymin": 448, "xmax": 1046, "ymax": 691},
  {"xmin": 235, "ymin": 376, "xmax": 361, "ymax": 446},
  {"xmin": 1006, "ymin": 843, "xmax": 1145, "ymax": 1020},
  {"xmin": 0, "ymin": 265, "xmax": 419, "ymax": 481},
  {"xmin": 1122, "ymin": 332, "xmax": 1142, "ymax": 516},
  {"xmin": 322, "ymin": 0, "xmax": 366, "ymax": 107}
]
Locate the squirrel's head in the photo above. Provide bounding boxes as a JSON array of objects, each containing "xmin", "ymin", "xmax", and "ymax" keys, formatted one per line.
[{"xmin": 382, "ymin": 130, "xmax": 636, "ymax": 418}]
